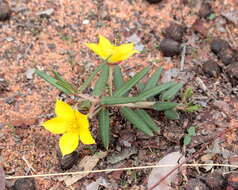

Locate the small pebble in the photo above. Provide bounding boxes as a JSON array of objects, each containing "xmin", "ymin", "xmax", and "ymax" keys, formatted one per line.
[
  {"xmin": 159, "ymin": 38, "xmax": 181, "ymax": 57},
  {"xmin": 163, "ymin": 23, "xmax": 186, "ymax": 42},
  {"xmin": 13, "ymin": 178, "xmax": 36, "ymax": 190},
  {"xmin": 58, "ymin": 151, "xmax": 79, "ymax": 170},
  {"xmin": 202, "ymin": 60, "xmax": 220, "ymax": 77},
  {"xmin": 210, "ymin": 38, "xmax": 230, "ymax": 54},
  {"xmin": 0, "ymin": 0, "xmax": 11, "ymax": 21},
  {"xmin": 198, "ymin": 2, "xmax": 212, "ymax": 18},
  {"xmin": 82, "ymin": 19, "xmax": 90, "ymax": 25},
  {"xmin": 146, "ymin": 0, "xmax": 163, "ymax": 3}
]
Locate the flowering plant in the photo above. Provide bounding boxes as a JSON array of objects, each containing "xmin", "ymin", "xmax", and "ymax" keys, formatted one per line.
[{"xmin": 36, "ymin": 35, "xmax": 198, "ymax": 156}]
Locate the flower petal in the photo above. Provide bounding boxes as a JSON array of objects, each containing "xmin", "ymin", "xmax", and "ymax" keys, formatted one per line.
[
  {"xmin": 109, "ymin": 43, "xmax": 138, "ymax": 63},
  {"xmin": 75, "ymin": 111, "xmax": 96, "ymax": 144},
  {"xmin": 55, "ymin": 100, "xmax": 75, "ymax": 121},
  {"xmin": 59, "ymin": 132, "xmax": 79, "ymax": 156},
  {"xmin": 42, "ymin": 117, "xmax": 68, "ymax": 134}
]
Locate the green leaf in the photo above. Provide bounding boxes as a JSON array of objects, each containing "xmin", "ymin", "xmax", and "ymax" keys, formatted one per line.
[
  {"xmin": 164, "ymin": 109, "xmax": 179, "ymax": 120},
  {"xmin": 101, "ymin": 96, "xmax": 144, "ymax": 105},
  {"xmin": 120, "ymin": 107, "xmax": 154, "ymax": 136},
  {"xmin": 161, "ymin": 82, "xmax": 184, "ymax": 101},
  {"xmin": 138, "ymin": 81, "xmax": 176, "ymax": 100},
  {"xmin": 79, "ymin": 63, "xmax": 106, "ymax": 92},
  {"xmin": 185, "ymin": 105, "xmax": 201, "ymax": 112},
  {"xmin": 99, "ymin": 108, "xmax": 110, "ymax": 150},
  {"xmin": 182, "ymin": 87, "xmax": 193, "ymax": 100},
  {"xmin": 35, "ymin": 69, "xmax": 73, "ymax": 94},
  {"xmin": 52, "ymin": 70, "xmax": 78, "ymax": 93},
  {"xmin": 138, "ymin": 82, "xmax": 145, "ymax": 92},
  {"xmin": 78, "ymin": 100, "xmax": 91, "ymax": 110},
  {"xmin": 114, "ymin": 65, "xmax": 124, "ymax": 89},
  {"xmin": 153, "ymin": 102, "xmax": 179, "ymax": 111},
  {"xmin": 183, "ymin": 135, "xmax": 191, "ymax": 146},
  {"xmin": 136, "ymin": 110, "xmax": 160, "ymax": 132},
  {"xmin": 208, "ymin": 13, "xmax": 216, "ymax": 20},
  {"xmin": 143, "ymin": 67, "xmax": 163, "ymax": 91},
  {"xmin": 114, "ymin": 66, "xmax": 151, "ymax": 97},
  {"xmin": 187, "ymin": 126, "xmax": 196, "ymax": 136},
  {"xmin": 92, "ymin": 64, "xmax": 109, "ymax": 96}
]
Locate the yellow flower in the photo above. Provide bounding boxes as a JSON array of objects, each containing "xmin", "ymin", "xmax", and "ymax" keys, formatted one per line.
[
  {"xmin": 86, "ymin": 35, "xmax": 139, "ymax": 64},
  {"xmin": 42, "ymin": 100, "xmax": 95, "ymax": 156}
]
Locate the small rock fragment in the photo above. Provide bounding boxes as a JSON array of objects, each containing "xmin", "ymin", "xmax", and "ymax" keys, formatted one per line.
[
  {"xmin": 146, "ymin": 0, "xmax": 163, "ymax": 3},
  {"xmin": 163, "ymin": 23, "xmax": 186, "ymax": 42},
  {"xmin": 36, "ymin": 8, "xmax": 54, "ymax": 17},
  {"xmin": 159, "ymin": 39, "xmax": 181, "ymax": 57},
  {"xmin": 0, "ymin": 77, "xmax": 9, "ymax": 93},
  {"xmin": 218, "ymin": 48, "xmax": 237, "ymax": 65},
  {"xmin": 210, "ymin": 39, "xmax": 230, "ymax": 54},
  {"xmin": 0, "ymin": 0, "xmax": 11, "ymax": 21},
  {"xmin": 13, "ymin": 178, "xmax": 36, "ymax": 190},
  {"xmin": 227, "ymin": 62, "xmax": 238, "ymax": 86},
  {"xmin": 198, "ymin": 2, "xmax": 212, "ymax": 18},
  {"xmin": 25, "ymin": 68, "xmax": 35, "ymax": 80},
  {"xmin": 202, "ymin": 60, "xmax": 220, "ymax": 77},
  {"xmin": 58, "ymin": 151, "xmax": 79, "ymax": 170}
]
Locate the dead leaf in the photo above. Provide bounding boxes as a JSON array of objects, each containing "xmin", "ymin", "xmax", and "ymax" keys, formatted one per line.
[
  {"xmin": 147, "ymin": 151, "xmax": 185, "ymax": 190},
  {"xmin": 85, "ymin": 177, "xmax": 111, "ymax": 190},
  {"xmin": 58, "ymin": 152, "xmax": 107, "ymax": 187},
  {"xmin": 0, "ymin": 166, "xmax": 5, "ymax": 190}
]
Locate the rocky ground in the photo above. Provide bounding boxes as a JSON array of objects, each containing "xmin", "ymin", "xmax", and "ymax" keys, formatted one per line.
[{"xmin": 0, "ymin": 0, "xmax": 238, "ymax": 189}]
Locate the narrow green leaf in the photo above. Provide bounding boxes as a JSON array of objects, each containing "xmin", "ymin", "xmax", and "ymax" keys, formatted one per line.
[
  {"xmin": 79, "ymin": 63, "xmax": 106, "ymax": 92},
  {"xmin": 143, "ymin": 67, "xmax": 163, "ymax": 91},
  {"xmin": 138, "ymin": 81, "xmax": 176, "ymax": 100},
  {"xmin": 153, "ymin": 102, "xmax": 178, "ymax": 111},
  {"xmin": 161, "ymin": 82, "xmax": 184, "ymax": 101},
  {"xmin": 79, "ymin": 100, "xmax": 91, "ymax": 110},
  {"xmin": 182, "ymin": 87, "xmax": 193, "ymax": 100},
  {"xmin": 114, "ymin": 66, "xmax": 151, "ymax": 97},
  {"xmin": 183, "ymin": 135, "xmax": 191, "ymax": 146},
  {"xmin": 101, "ymin": 96, "xmax": 144, "ymax": 105},
  {"xmin": 92, "ymin": 64, "xmax": 109, "ymax": 96},
  {"xmin": 35, "ymin": 69, "xmax": 72, "ymax": 94},
  {"xmin": 164, "ymin": 109, "xmax": 179, "ymax": 120},
  {"xmin": 99, "ymin": 108, "xmax": 110, "ymax": 150},
  {"xmin": 138, "ymin": 82, "xmax": 145, "ymax": 92},
  {"xmin": 185, "ymin": 105, "xmax": 201, "ymax": 112},
  {"xmin": 120, "ymin": 107, "xmax": 154, "ymax": 136},
  {"xmin": 136, "ymin": 110, "xmax": 160, "ymax": 132},
  {"xmin": 187, "ymin": 126, "xmax": 196, "ymax": 136},
  {"xmin": 114, "ymin": 65, "xmax": 124, "ymax": 89}
]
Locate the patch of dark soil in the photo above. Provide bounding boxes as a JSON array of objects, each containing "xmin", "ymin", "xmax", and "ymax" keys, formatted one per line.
[
  {"xmin": 13, "ymin": 178, "xmax": 36, "ymax": 190},
  {"xmin": 202, "ymin": 60, "xmax": 221, "ymax": 77},
  {"xmin": 163, "ymin": 23, "xmax": 186, "ymax": 42},
  {"xmin": 57, "ymin": 151, "xmax": 79, "ymax": 170},
  {"xmin": 146, "ymin": 0, "xmax": 163, "ymax": 4}
]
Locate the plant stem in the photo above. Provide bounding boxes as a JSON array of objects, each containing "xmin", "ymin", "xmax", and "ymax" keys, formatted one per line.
[
  {"xmin": 108, "ymin": 65, "xmax": 114, "ymax": 96},
  {"xmin": 76, "ymin": 93, "xmax": 99, "ymax": 103},
  {"xmin": 112, "ymin": 102, "xmax": 156, "ymax": 109}
]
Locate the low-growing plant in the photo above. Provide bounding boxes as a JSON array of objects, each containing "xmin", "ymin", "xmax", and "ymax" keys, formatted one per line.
[
  {"xmin": 183, "ymin": 126, "xmax": 196, "ymax": 146},
  {"xmin": 36, "ymin": 35, "xmax": 198, "ymax": 156}
]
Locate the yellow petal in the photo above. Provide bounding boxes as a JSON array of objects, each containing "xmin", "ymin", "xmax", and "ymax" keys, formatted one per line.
[
  {"xmin": 55, "ymin": 100, "xmax": 75, "ymax": 121},
  {"xmin": 85, "ymin": 43, "xmax": 102, "ymax": 56},
  {"xmin": 59, "ymin": 132, "xmax": 79, "ymax": 156},
  {"xmin": 98, "ymin": 35, "xmax": 114, "ymax": 50},
  {"xmin": 42, "ymin": 117, "xmax": 68, "ymax": 134},
  {"xmin": 109, "ymin": 43, "xmax": 138, "ymax": 63},
  {"xmin": 75, "ymin": 111, "xmax": 96, "ymax": 144}
]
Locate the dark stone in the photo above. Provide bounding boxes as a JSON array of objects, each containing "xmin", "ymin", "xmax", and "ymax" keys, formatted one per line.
[
  {"xmin": 202, "ymin": 60, "xmax": 220, "ymax": 77},
  {"xmin": 227, "ymin": 173, "xmax": 238, "ymax": 189},
  {"xmin": 199, "ymin": 2, "xmax": 212, "ymax": 18},
  {"xmin": 0, "ymin": 0, "xmax": 11, "ymax": 21},
  {"xmin": 47, "ymin": 43, "xmax": 56, "ymax": 51},
  {"xmin": 227, "ymin": 62, "xmax": 238, "ymax": 86},
  {"xmin": 13, "ymin": 178, "xmax": 36, "ymax": 190},
  {"xmin": 159, "ymin": 38, "xmax": 181, "ymax": 57},
  {"xmin": 218, "ymin": 48, "xmax": 237, "ymax": 65},
  {"xmin": 58, "ymin": 151, "xmax": 79, "ymax": 170},
  {"xmin": 163, "ymin": 23, "xmax": 186, "ymax": 42},
  {"xmin": 210, "ymin": 39, "xmax": 230, "ymax": 54},
  {"xmin": 146, "ymin": 0, "xmax": 163, "ymax": 4},
  {"xmin": 203, "ymin": 172, "xmax": 226, "ymax": 190}
]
